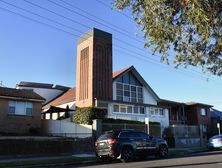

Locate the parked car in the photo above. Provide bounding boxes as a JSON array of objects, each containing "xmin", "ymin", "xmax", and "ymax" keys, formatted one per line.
[
  {"xmin": 95, "ymin": 130, "xmax": 168, "ymax": 162},
  {"xmin": 208, "ymin": 134, "xmax": 222, "ymax": 150}
]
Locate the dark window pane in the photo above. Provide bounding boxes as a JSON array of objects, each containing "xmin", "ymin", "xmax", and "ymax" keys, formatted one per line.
[
  {"xmin": 114, "ymin": 105, "xmax": 119, "ymax": 112},
  {"xmin": 134, "ymin": 106, "xmax": 138, "ymax": 113},
  {"xmin": 116, "ymin": 83, "xmax": 123, "ymax": 90},
  {"xmin": 131, "ymin": 92, "xmax": 136, "ymax": 97},
  {"xmin": 124, "ymin": 91, "xmax": 130, "ymax": 96},
  {"xmin": 117, "ymin": 96, "xmax": 123, "ymax": 101},
  {"xmin": 138, "ymin": 98, "xmax": 143, "ymax": 103},
  {"xmin": 131, "ymin": 98, "xmax": 137, "ymax": 103},
  {"xmin": 120, "ymin": 105, "xmax": 127, "ymax": 113},
  {"xmin": 140, "ymin": 107, "xmax": 145, "ymax": 114},
  {"xmin": 138, "ymin": 93, "xmax": 143, "ymax": 99},
  {"xmin": 131, "ymin": 86, "xmax": 136, "ymax": 92},
  {"xmin": 124, "ymin": 84, "xmax": 130, "ymax": 91},
  {"xmin": 127, "ymin": 106, "xmax": 132, "ymax": 113},
  {"xmin": 117, "ymin": 90, "xmax": 123, "ymax": 96}
]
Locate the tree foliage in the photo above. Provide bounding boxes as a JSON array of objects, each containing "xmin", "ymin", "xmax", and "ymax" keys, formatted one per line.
[{"xmin": 113, "ymin": 0, "xmax": 222, "ymax": 75}]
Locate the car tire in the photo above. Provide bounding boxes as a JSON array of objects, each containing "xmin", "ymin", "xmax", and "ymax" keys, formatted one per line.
[
  {"xmin": 120, "ymin": 146, "xmax": 134, "ymax": 162},
  {"xmin": 158, "ymin": 145, "xmax": 168, "ymax": 158}
]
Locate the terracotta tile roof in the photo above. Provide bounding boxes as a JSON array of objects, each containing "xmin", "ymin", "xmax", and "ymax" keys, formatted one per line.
[
  {"xmin": 112, "ymin": 66, "xmax": 131, "ymax": 79},
  {"xmin": 0, "ymin": 87, "xmax": 45, "ymax": 101},
  {"xmin": 43, "ymin": 87, "xmax": 76, "ymax": 109}
]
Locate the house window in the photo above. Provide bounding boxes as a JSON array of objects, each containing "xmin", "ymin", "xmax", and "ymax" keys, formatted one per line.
[
  {"xmin": 127, "ymin": 106, "xmax": 133, "ymax": 113},
  {"xmin": 26, "ymin": 102, "xmax": 33, "ymax": 116},
  {"xmin": 155, "ymin": 108, "xmax": 159, "ymax": 115},
  {"xmin": 8, "ymin": 101, "xmax": 15, "ymax": 115},
  {"xmin": 133, "ymin": 106, "xmax": 139, "ymax": 114},
  {"xmin": 200, "ymin": 108, "xmax": 207, "ymax": 116},
  {"xmin": 139, "ymin": 107, "xmax": 145, "ymax": 114},
  {"xmin": 116, "ymin": 82, "xmax": 143, "ymax": 103},
  {"xmin": 120, "ymin": 105, "xmax": 127, "ymax": 113},
  {"xmin": 150, "ymin": 107, "xmax": 155, "ymax": 116},
  {"xmin": 114, "ymin": 104, "xmax": 119, "ymax": 113},
  {"xmin": 159, "ymin": 109, "xmax": 165, "ymax": 116},
  {"xmin": 8, "ymin": 100, "xmax": 33, "ymax": 116}
]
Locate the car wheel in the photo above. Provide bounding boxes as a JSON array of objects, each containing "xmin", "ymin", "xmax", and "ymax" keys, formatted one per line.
[
  {"xmin": 158, "ymin": 145, "xmax": 168, "ymax": 158},
  {"xmin": 121, "ymin": 146, "xmax": 134, "ymax": 162}
]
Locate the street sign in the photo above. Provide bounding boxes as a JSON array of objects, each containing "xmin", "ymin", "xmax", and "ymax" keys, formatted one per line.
[{"xmin": 217, "ymin": 123, "xmax": 220, "ymax": 128}]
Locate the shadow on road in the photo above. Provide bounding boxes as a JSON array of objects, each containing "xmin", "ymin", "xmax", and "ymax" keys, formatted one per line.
[{"xmin": 148, "ymin": 161, "xmax": 222, "ymax": 168}]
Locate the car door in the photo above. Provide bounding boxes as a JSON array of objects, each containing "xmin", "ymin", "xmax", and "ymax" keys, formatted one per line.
[{"xmin": 139, "ymin": 132, "xmax": 157, "ymax": 154}]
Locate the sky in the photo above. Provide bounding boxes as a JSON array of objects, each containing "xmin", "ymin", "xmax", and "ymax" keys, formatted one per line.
[{"xmin": 0, "ymin": 0, "xmax": 222, "ymax": 110}]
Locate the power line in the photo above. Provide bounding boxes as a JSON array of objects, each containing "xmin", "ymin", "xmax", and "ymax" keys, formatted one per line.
[
  {"xmin": 0, "ymin": 2, "xmax": 221, "ymax": 85},
  {"xmin": 23, "ymin": 0, "xmax": 222, "ymax": 81},
  {"xmin": 59, "ymin": 0, "xmax": 140, "ymax": 41},
  {"xmin": 24, "ymin": 0, "xmax": 150, "ymax": 55},
  {"xmin": 47, "ymin": 0, "xmax": 144, "ymax": 44},
  {"xmin": 95, "ymin": 0, "xmax": 132, "ymax": 20}
]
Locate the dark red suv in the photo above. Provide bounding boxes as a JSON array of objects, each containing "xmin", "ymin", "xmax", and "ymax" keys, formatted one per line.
[{"xmin": 95, "ymin": 130, "xmax": 168, "ymax": 162}]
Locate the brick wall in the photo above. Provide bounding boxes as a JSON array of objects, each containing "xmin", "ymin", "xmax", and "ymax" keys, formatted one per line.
[{"xmin": 0, "ymin": 98, "xmax": 42, "ymax": 134}]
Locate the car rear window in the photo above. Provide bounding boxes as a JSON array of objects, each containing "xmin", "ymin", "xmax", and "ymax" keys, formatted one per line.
[
  {"xmin": 211, "ymin": 135, "xmax": 222, "ymax": 139},
  {"xmin": 98, "ymin": 133, "xmax": 114, "ymax": 141}
]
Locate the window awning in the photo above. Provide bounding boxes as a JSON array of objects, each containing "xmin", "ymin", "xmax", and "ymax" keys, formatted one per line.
[{"xmin": 42, "ymin": 106, "xmax": 75, "ymax": 114}]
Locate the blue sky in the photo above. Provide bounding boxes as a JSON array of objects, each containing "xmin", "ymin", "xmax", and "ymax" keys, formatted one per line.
[{"xmin": 0, "ymin": 0, "xmax": 222, "ymax": 110}]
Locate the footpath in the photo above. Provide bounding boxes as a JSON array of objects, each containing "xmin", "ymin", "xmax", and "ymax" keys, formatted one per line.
[{"xmin": 0, "ymin": 147, "xmax": 208, "ymax": 168}]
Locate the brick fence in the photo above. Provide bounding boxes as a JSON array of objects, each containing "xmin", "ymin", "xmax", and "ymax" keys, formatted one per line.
[{"xmin": 0, "ymin": 136, "xmax": 94, "ymax": 156}]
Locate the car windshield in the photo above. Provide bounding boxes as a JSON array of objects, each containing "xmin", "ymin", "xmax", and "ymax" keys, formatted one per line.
[{"xmin": 97, "ymin": 133, "xmax": 114, "ymax": 141}]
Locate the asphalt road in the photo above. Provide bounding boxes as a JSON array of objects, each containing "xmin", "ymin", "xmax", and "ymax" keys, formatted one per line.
[{"xmin": 72, "ymin": 150, "xmax": 222, "ymax": 168}]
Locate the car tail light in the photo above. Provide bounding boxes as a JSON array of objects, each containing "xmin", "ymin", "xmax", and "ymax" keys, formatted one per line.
[
  {"xmin": 95, "ymin": 141, "xmax": 100, "ymax": 146},
  {"xmin": 217, "ymin": 139, "xmax": 222, "ymax": 142},
  {"xmin": 107, "ymin": 138, "xmax": 117, "ymax": 144}
]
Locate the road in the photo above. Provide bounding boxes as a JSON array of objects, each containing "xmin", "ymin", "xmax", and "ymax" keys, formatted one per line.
[{"xmin": 69, "ymin": 150, "xmax": 222, "ymax": 168}]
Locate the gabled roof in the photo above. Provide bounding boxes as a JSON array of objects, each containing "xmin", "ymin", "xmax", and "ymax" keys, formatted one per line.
[
  {"xmin": 43, "ymin": 87, "xmax": 76, "ymax": 109},
  {"xmin": 112, "ymin": 66, "xmax": 160, "ymax": 101},
  {"xmin": 112, "ymin": 67, "xmax": 131, "ymax": 79},
  {"xmin": 17, "ymin": 81, "xmax": 70, "ymax": 91},
  {"xmin": 0, "ymin": 87, "xmax": 45, "ymax": 101},
  {"xmin": 211, "ymin": 108, "xmax": 222, "ymax": 118},
  {"xmin": 43, "ymin": 66, "xmax": 160, "ymax": 108}
]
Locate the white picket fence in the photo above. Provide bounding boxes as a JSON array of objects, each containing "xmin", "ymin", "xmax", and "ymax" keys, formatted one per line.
[{"xmin": 41, "ymin": 119, "xmax": 92, "ymax": 138}]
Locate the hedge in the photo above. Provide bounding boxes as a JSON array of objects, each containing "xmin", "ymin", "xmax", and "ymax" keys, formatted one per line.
[{"xmin": 73, "ymin": 107, "xmax": 107, "ymax": 125}]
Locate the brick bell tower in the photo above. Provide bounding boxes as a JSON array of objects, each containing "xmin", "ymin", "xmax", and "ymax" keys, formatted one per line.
[{"xmin": 76, "ymin": 28, "xmax": 113, "ymax": 107}]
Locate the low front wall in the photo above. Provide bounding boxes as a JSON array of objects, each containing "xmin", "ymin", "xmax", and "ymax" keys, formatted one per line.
[{"xmin": 0, "ymin": 137, "xmax": 94, "ymax": 156}]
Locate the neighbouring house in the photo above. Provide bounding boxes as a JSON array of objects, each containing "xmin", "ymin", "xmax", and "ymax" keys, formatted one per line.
[
  {"xmin": 16, "ymin": 81, "xmax": 70, "ymax": 104},
  {"xmin": 42, "ymin": 87, "xmax": 76, "ymax": 120},
  {"xmin": 159, "ymin": 99, "xmax": 213, "ymax": 136},
  {"xmin": 210, "ymin": 108, "xmax": 222, "ymax": 135},
  {"xmin": 0, "ymin": 87, "xmax": 45, "ymax": 134}
]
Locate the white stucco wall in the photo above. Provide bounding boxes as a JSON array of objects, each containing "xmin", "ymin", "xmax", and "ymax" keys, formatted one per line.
[
  {"xmin": 143, "ymin": 86, "xmax": 157, "ymax": 105},
  {"xmin": 107, "ymin": 103, "xmax": 169, "ymax": 128}
]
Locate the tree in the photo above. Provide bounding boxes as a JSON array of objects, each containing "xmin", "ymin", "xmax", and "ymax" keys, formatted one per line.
[{"xmin": 113, "ymin": 0, "xmax": 222, "ymax": 76}]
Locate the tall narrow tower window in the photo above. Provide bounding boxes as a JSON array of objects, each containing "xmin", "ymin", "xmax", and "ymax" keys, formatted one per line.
[{"xmin": 79, "ymin": 47, "xmax": 89, "ymax": 100}]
